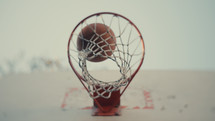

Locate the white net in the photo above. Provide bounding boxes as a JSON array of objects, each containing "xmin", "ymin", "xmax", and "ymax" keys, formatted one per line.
[{"xmin": 68, "ymin": 13, "xmax": 145, "ymax": 99}]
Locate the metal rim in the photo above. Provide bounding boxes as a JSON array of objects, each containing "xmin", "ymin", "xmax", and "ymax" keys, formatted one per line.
[{"xmin": 67, "ymin": 12, "xmax": 145, "ymax": 84}]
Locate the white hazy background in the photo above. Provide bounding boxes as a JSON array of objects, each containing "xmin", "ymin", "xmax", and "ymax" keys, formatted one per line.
[{"xmin": 0, "ymin": 0, "xmax": 215, "ymax": 74}]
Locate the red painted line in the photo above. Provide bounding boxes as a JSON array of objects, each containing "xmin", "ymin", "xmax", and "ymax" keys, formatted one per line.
[
  {"xmin": 61, "ymin": 88, "xmax": 79, "ymax": 109},
  {"xmin": 120, "ymin": 105, "xmax": 127, "ymax": 109},
  {"xmin": 61, "ymin": 92, "xmax": 69, "ymax": 108},
  {"xmin": 61, "ymin": 88, "xmax": 155, "ymax": 110},
  {"xmin": 81, "ymin": 106, "xmax": 93, "ymax": 110},
  {"xmin": 133, "ymin": 106, "xmax": 141, "ymax": 109},
  {"xmin": 142, "ymin": 90, "xmax": 154, "ymax": 110}
]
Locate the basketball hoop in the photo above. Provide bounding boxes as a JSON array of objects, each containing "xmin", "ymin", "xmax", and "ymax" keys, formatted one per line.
[{"xmin": 67, "ymin": 12, "xmax": 145, "ymax": 116}]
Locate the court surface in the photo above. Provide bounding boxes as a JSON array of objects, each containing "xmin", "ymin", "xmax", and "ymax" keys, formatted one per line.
[{"xmin": 0, "ymin": 70, "xmax": 215, "ymax": 121}]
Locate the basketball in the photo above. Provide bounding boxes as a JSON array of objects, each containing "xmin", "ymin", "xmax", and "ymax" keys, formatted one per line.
[{"xmin": 77, "ymin": 23, "xmax": 116, "ymax": 62}]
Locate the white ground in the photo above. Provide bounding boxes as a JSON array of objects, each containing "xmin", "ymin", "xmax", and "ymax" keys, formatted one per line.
[{"xmin": 0, "ymin": 70, "xmax": 215, "ymax": 121}]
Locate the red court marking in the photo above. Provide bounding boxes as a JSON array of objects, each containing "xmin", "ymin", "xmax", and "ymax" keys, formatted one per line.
[
  {"xmin": 120, "ymin": 105, "xmax": 127, "ymax": 109},
  {"xmin": 61, "ymin": 88, "xmax": 154, "ymax": 110},
  {"xmin": 81, "ymin": 106, "xmax": 128, "ymax": 110},
  {"xmin": 81, "ymin": 106, "xmax": 93, "ymax": 110},
  {"xmin": 133, "ymin": 106, "xmax": 141, "ymax": 109},
  {"xmin": 61, "ymin": 88, "xmax": 79, "ymax": 108},
  {"xmin": 142, "ymin": 90, "xmax": 154, "ymax": 109},
  {"xmin": 61, "ymin": 92, "xmax": 69, "ymax": 108}
]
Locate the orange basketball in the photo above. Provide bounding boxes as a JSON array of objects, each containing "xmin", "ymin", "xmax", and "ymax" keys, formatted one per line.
[{"xmin": 77, "ymin": 23, "xmax": 116, "ymax": 62}]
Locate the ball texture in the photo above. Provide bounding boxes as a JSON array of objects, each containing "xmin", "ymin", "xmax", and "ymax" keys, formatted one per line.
[{"xmin": 77, "ymin": 23, "xmax": 116, "ymax": 62}]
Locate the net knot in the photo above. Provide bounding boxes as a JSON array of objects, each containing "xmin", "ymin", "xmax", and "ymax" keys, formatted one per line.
[
  {"xmin": 78, "ymin": 50, "xmax": 89, "ymax": 61},
  {"xmin": 120, "ymin": 66, "xmax": 128, "ymax": 75}
]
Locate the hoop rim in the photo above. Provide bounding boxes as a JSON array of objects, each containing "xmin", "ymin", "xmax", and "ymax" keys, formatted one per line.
[{"xmin": 67, "ymin": 12, "xmax": 145, "ymax": 84}]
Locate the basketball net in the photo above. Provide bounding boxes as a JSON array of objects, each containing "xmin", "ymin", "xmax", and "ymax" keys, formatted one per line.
[{"xmin": 68, "ymin": 12, "xmax": 145, "ymax": 115}]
